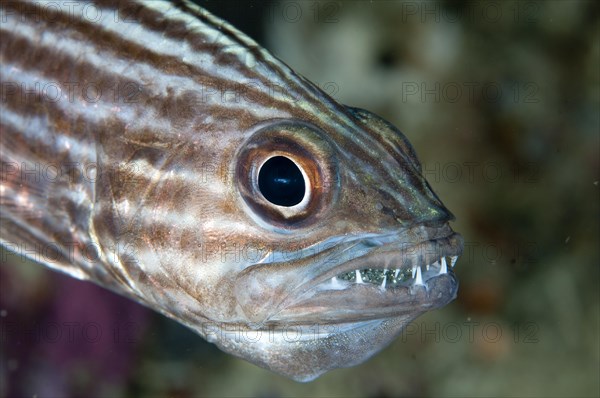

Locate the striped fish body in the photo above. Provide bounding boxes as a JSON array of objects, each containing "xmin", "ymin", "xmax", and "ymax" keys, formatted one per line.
[{"xmin": 0, "ymin": 0, "xmax": 463, "ymax": 381}]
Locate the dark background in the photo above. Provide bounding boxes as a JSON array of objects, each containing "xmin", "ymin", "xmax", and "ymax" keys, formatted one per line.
[{"xmin": 1, "ymin": 0, "xmax": 598, "ymax": 396}]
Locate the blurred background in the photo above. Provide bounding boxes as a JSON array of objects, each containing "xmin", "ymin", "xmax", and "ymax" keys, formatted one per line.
[{"xmin": 1, "ymin": 0, "xmax": 598, "ymax": 396}]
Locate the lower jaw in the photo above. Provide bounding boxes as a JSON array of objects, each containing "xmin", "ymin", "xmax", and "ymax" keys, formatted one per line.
[
  {"xmin": 201, "ymin": 270, "xmax": 457, "ymax": 381},
  {"xmin": 205, "ymin": 312, "xmax": 425, "ymax": 382}
]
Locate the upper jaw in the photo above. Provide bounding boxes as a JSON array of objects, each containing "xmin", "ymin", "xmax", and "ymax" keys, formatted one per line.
[{"xmin": 304, "ymin": 225, "xmax": 462, "ymax": 290}]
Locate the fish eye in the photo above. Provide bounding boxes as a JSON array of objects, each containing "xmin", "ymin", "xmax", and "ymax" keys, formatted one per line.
[
  {"xmin": 236, "ymin": 120, "xmax": 338, "ymax": 230},
  {"xmin": 258, "ymin": 156, "xmax": 306, "ymax": 207}
]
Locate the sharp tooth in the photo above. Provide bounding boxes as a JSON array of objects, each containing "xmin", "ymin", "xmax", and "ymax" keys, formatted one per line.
[
  {"xmin": 380, "ymin": 271, "xmax": 387, "ymax": 290},
  {"xmin": 426, "ymin": 264, "xmax": 430, "ymax": 271},
  {"xmin": 450, "ymin": 256, "xmax": 458, "ymax": 267},
  {"xmin": 394, "ymin": 269, "xmax": 400, "ymax": 278},
  {"xmin": 331, "ymin": 276, "xmax": 340, "ymax": 288},
  {"xmin": 355, "ymin": 270, "xmax": 363, "ymax": 283},
  {"xmin": 411, "ymin": 265, "xmax": 417, "ymax": 278},
  {"xmin": 439, "ymin": 257, "xmax": 447, "ymax": 274},
  {"xmin": 414, "ymin": 266, "xmax": 424, "ymax": 285}
]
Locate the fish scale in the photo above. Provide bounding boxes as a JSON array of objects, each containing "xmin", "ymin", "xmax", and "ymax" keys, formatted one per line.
[{"xmin": 0, "ymin": 0, "xmax": 463, "ymax": 381}]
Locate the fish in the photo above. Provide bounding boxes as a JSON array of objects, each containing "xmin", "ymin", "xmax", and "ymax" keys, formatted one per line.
[{"xmin": 0, "ymin": 0, "xmax": 463, "ymax": 381}]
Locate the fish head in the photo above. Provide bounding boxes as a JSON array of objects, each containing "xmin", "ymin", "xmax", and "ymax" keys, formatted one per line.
[
  {"xmin": 92, "ymin": 91, "xmax": 462, "ymax": 383},
  {"xmin": 201, "ymin": 106, "xmax": 463, "ymax": 380}
]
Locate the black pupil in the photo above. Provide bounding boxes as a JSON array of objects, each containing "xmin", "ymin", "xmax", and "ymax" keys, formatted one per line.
[{"xmin": 258, "ymin": 156, "xmax": 305, "ymax": 207}]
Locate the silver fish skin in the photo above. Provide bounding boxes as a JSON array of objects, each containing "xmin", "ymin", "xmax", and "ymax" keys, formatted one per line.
[{"xmin": 0, "ymin": 0, "xmax": 463, "ymax": 381}]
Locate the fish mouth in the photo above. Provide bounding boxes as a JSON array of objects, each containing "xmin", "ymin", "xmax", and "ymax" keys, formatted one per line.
[
  {"xmin": 269, "ymin": 228, "xmax": 462, "ymax": 324},
  {"xmin": 335, "ymin": 254, "xmax": 457, "ymax": 288},
  {"xmin": 234, "ymin": 223, "xmax": 463, "ymax": 326}
]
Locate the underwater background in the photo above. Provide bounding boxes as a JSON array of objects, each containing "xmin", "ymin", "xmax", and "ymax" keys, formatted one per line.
[{"xmin": 1, "ymin": 0, "xmax": 598, "ymax": 396}]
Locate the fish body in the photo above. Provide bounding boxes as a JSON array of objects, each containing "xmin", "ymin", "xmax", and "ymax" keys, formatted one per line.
[{"xmin": 0, "ymin": 0, "xmax": 463, "ymax": 381}]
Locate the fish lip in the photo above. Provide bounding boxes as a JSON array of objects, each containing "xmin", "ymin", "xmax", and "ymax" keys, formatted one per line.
[{"xmin": 270, "ymin": 228, "xmax": 463, "ymax": 324}]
